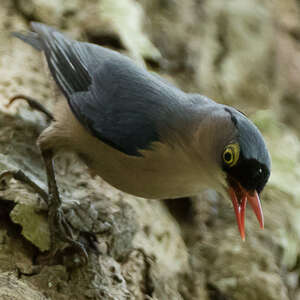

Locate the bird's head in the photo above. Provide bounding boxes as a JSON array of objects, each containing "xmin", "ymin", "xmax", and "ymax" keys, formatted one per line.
[
  {"xmin": 158, "ymin": 95, "xmax": 271, "ymax": 239},
  {"xmin": 216, "ymin": 107, "xmax": 271, "ymax": 240}
]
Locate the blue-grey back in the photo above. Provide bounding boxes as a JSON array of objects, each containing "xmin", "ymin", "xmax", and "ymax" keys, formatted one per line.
[{"xmin": 14, "ymin": 22, "xmax": 211, "ymax": 156}]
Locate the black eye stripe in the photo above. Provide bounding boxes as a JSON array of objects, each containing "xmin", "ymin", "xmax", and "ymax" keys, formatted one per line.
[{"xmin": 226, "ymin": 158, "xmax": 270, "ymax": 193}]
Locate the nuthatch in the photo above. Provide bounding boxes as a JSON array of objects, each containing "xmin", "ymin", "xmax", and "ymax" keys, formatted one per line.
[{"xmin": 7, "ymin": 22, "xmax": 270, "ymax": 253}]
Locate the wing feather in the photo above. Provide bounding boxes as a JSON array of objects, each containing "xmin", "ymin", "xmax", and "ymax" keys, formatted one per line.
[{"xmin": 15, "ymin": 22, "xmax": 197, "ymax": 156}]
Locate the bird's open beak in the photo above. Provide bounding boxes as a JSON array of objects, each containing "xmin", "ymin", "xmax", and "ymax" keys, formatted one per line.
[{"xmin": 228, "ymin": 182, "xmax": 264, "ymax": 241}]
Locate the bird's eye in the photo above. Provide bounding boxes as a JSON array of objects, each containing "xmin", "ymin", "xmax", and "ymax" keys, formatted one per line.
[{"xmin": 223, "ymin": 143, "xmax": 240, "ymax": 167}]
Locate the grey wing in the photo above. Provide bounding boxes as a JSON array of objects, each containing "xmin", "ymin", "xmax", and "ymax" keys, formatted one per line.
[{"xmin": 15, "ymin": 22, "xmax": 189, "ymax": 156}]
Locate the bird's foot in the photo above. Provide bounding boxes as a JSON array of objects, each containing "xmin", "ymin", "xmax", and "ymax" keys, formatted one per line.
[
  {"xmin": 47, "ymin": 205, "xmax": 89, "ymax": 266},
  {"xmin": 0, "ymin": 169, "xmax": 89, "ymax": 266},
  {"xmin": 7, "ymin": 94, "xmax": 54, "ymax": 121}
]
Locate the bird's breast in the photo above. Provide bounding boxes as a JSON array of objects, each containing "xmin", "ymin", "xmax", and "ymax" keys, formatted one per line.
[{"xmin": 79, "ymin": 138, "xmax": 216, "ymax": 199}]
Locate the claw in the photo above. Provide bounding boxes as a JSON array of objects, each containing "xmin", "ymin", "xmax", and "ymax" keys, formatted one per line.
[{"xmin": 6, "ymin": 95, "xmax": 54, "ymax": 121}]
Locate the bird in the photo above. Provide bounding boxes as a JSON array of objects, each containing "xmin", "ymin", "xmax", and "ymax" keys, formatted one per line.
[{"xmin": 5, "ymin": 22, "xmax": 270, "ymax": 255}]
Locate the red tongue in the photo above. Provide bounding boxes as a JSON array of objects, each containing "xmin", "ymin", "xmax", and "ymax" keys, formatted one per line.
[{"xmin": 228, "ymin": 187, "xmax": 264, "ymax": 240}]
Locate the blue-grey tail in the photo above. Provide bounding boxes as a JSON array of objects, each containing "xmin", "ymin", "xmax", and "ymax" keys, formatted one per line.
[{"xmin": 12, "ymin": 30, "xmax": 43, "ymax": 51}]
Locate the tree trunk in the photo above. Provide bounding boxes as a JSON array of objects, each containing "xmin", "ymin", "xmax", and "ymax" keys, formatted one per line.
[{"xmin": 0, "ymin": 0, "xmax": 299, "ymax": 299}]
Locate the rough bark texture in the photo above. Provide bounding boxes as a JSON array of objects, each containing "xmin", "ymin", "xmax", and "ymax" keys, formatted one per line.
[{"xmin": 0, "ymin": 0, "xmax": 300, "ymax": 299}]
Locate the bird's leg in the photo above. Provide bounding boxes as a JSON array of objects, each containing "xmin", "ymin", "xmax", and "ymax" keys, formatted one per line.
[
  {"xmin": 2, "ymin": 96, "xmax": 88, "ymax": 263},
  {"xmin": 41, "ymin": 149, "xmax": 88, "ymax": 262},
  {"xmin": 0, "ymin": 169, "xmax": 48, "ymax": 203},
  {"xmin": 7, "ymin": 95, "xmax": 54, "ymax": 121},
  {"xmin": 0, "ymin": 156, "xmax": 89, "ymax": 263}
]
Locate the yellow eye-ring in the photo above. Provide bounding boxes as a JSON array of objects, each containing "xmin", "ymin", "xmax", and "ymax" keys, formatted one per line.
[{"xmin": 222, "ymin": 143, "xmax": 240, "ymax": 167}]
